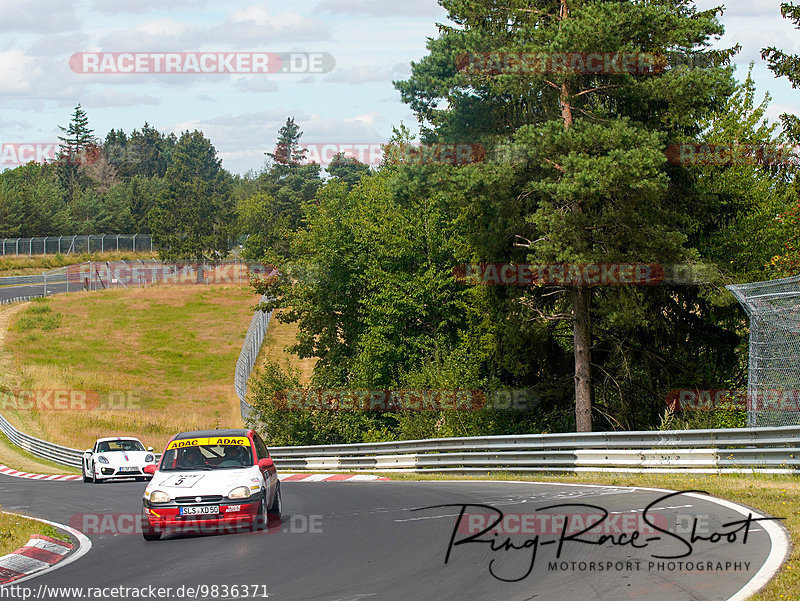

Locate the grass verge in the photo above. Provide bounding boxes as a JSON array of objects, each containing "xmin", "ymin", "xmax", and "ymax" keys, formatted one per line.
[
  {"xmin": 0, "ymin": 510, "xmax": 71, "ymax": 556},
  {"xmin": 255, "ymin": 310, "xmax": 316, "ymax": 385},
  {"xmin": 370, "ymin": 470, "xmax": 797, "ymax": 601},
  {"xmin": 2, "ymin": 285, "xmax": 260, "ymax": 451},
  {"xmin": 0, "ymin": 251, "xmax": 158, "ymax": 277},
  {"xmin": 0, "ymin": 432, "xmax": 79, "ymax": 475}
]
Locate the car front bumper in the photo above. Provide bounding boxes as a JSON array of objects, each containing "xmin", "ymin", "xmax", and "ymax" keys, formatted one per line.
[{"xmin": 142, "ymin": 500, "xmax": 261, "ymax": 533}]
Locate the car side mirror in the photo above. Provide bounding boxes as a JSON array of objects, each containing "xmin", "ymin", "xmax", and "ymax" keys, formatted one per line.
[
  {"xmin": 147, "ymin": 447, "xmax": 154, "ymax": 452},
  {"xmin": 143, "ymin": 464, "xmax": 157, "ymax": 475},
  {"xmin": 258, "ymin": 458, "xmax": 274, "ymax": 470}
]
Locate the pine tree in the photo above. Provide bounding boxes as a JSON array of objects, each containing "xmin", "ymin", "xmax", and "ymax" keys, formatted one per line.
[
  {"xmin": 396, "ymin": 0, "xmax": 738, "ymax": 431},
  {"xmin": 762, "ymin": 3, "xmax": 800, "ymax": 141},
  {"xmin": 266, "ymin": 117, "xmax": 307, "ymax": 167},
  {"xmin": 57, "ymin": 104, "xmax": 96, "ymax": 166}
]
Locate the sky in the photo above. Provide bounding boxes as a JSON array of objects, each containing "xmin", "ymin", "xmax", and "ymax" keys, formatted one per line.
[{"xmin": 0, "ymin": 0, "xmax": 798, "ymax": 175}]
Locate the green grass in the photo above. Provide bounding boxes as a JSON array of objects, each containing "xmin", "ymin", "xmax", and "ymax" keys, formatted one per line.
[
  {"xmin": 3, "ymin": 286, "xmax": 260, "ymax": 450},
  {"xmin": 0, "ymin": 510, "xmax": 72, "ymax": 555},
  {"xmin": 0, "ymin": 251, "xmax": 158, "ymax": 277},
  {"xmin": 369, "ymin": 470, "xmax": 798, "ymax": 601}
]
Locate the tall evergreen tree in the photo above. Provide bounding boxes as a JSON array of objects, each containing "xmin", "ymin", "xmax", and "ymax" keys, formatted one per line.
[
  {"xmin": 396, "ymin": 0, "xmax": 738, "ymax": 430},
  {"xmin": 266, "ymin": 117, "xmax": 307, "ymax": 167},
  {"xmin": 762, "ymin": 3, "xmax": 800, "ymax": 142},
  {"xmin": 56, "ymin": 104, "xmax": 98, "ymax": 197},
  {"xmin": 149, "ymin": 131, "xmax": 233, "ymax": 260}
]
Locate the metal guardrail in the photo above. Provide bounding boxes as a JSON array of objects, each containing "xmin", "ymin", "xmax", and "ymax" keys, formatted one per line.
[
  {"xmin": 235, "ymin": 294, "xmax": 273, "ymax": 421},
  {"xmin": 1, "ymin": 409, "xmax": 800, "ymax": 473},
  {"xmin": 0, "ymin": 413, "xmax": 83, "ymax": 468},
  {"xmin": 264, "ymin": 425, "xmax": 800, "ymax": 474},
  {"xmin": 0, "ymin": 296, "xmax": 33, "ymax": 306}
]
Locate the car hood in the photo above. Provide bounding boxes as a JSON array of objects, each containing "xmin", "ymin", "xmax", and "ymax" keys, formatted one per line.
[
  {"xmin": 97, "ymin": 451, "xmax": 153, "ymax": 466},
  {"xmin": 146, "ymin": 466, "xmax": 261, "ymax": 498}
]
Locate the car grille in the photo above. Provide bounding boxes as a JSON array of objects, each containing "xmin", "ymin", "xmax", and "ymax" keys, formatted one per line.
[{"xmin": 174, "ymin": 495, "xmax": 224, "ymax": 505}]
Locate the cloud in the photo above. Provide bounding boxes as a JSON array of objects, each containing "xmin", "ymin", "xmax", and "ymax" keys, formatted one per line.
[
  {"xmin": 96, "ymin": 18, "xmax": 198, "ymax": 52},
  {"xmin": 26, "ymin": 32, "xmax": 90, "ymax": 57},
  {"xmin": 172, "ymin": 109, "xmax": 388, "ymax": 173},
  {"xmin": 87, "ymin": 0, "xmax": 214, "ymax": 14},
  {"xmin": 95, "ymin": 8, "xmax": 331, "ymax": 52},
  {"xmin": 82, "ymin": 89, "xmax": 161, "ymax": 108},
  {"xmin": 324, "ymin": 63, "xmax": 409, "ymax": 85},
  {"xmin": 207, "ymin": 8, "xmax": 332, "ymax": 46},
  {"xmin": 0, "ymin": 0, "xmax": 78, "ymax": 33},
  {"xmin": 315, "ymin": 0, "xmax": 446, "ymax": 18},
  {"xmin": 233, "ymin": 77, "xmax": 279, "ymax": 93}
]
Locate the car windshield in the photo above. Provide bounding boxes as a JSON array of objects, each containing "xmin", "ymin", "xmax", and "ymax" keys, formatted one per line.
[
  {"xmin": 160, "ymin": 444, "xmax": 253, "ymax": 471},
  {"xmin": 97, "ymin": 440, "xmax": 145, "ymax": 452}
]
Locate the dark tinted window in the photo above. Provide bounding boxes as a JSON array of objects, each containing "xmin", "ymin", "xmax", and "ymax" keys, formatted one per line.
[{"xmin": 253, "ymin": 433, "xmax": 268, "ymax": 460}]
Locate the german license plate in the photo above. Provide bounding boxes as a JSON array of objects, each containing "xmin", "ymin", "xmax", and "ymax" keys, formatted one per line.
[
  {"xmin": 180, "ymin": 506, "xmax": 219, "ymax": 516},
  {"xmin": 118, "ymin": 467, "xmax": 138, "ymax": 473}
]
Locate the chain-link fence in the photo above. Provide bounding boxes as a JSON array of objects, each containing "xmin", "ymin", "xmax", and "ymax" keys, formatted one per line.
[
  {"xmin": 0, "ymin": 260, "xmax": 275, "ymax": 299},
  {"xmin": 727, "ymin": 275, "xmax": 800, "ymax": 427},
  {"xmin": 0, "ymin": 234, "xmax": 153, "ymax": 255},
  {"xmin": 235, "ymin": 295, "xmax": 274, "ymax": 422}
]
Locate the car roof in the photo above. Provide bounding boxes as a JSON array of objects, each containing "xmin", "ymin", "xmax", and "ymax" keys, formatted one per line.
[
  {"xmin": 171, "ymin": 429, "xmax": 251, "ymax": 440},
  {"xmin": 96, "ymin": 437, "xmax": 143, "ymax": 443}
]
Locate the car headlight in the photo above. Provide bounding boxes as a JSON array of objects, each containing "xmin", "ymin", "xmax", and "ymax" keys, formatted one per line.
[
  {"xmin": 228, "ymin": 486, "xmax": 251, "ymax": 500},
  {"xmin": 149, "ymin": 490, "xmax": 171, "ymax": 503},
  {"xmin": 97, "ymin": 456, "xmax": 109, "ymax": 464},
  {"xmin": 145, "ymin": 454, "xmax": 154, "ymax": 463}
]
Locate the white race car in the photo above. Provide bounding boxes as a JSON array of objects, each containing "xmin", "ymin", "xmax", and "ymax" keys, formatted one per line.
[{"xmin": 82, "ymin": 437, "xmax": 157, "ymax": 483}]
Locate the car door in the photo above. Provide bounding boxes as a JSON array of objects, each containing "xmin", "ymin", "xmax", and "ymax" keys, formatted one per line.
[
  {"xmin": 86, "ymin": 441, "xmax": 97, "ymax": 472},
  {"xmin": 252, "ymin": 433, "xmax": 276, "ymax": 494}
]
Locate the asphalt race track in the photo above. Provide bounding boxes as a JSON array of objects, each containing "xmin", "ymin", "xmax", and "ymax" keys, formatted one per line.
[
  {"xmin": 0, "ymin": 283, "xmax": 72, "ymax": 302},
  {"xmin": 0, "ymin": 473, "xmax": 787, "ymax": 601}
]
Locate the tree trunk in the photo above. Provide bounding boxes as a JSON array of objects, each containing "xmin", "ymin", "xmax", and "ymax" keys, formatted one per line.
[
  {"xmin": 572, "ymin": 286, "xmax": 593, "ymax": 431},
  {"xmin": 557, "ymin": 0, "xmax": 592, "ymax": 431}
]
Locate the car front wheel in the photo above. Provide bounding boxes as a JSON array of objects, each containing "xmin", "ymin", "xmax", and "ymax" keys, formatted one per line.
[{"xmin": 81, "ymin": 460, "xmax": 91, "ymax": 483}]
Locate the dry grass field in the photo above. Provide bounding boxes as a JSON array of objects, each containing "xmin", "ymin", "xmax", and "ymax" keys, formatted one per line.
[{"xmin": 0, "ymin": 285, "xmax": 260, "ymax": 451}]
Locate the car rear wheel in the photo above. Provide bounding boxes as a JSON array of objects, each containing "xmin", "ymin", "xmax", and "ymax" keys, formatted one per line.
[{"xmin": 268, "ymin": 481, "xmax": 282, "ymax": 521}]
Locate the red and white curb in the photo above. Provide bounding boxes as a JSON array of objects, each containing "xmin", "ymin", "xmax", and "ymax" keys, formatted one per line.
[
  {"xmin": 0, "ymin": 465, "xmax": 80, "ymax": 481},
  {"xmin": 0, "ymin": 535, "xmax": 73, "ymax": 584},
  {"xmin": 0, "ymin": 466, "xmax": 388, "ymax": 483},
  {"xmin": 279, "ymin": 473, "xmax": 390, "ymax": 482},
  {"xmin": 0, "ymin": 512, "xmax": 91, "ymax": 585}
]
